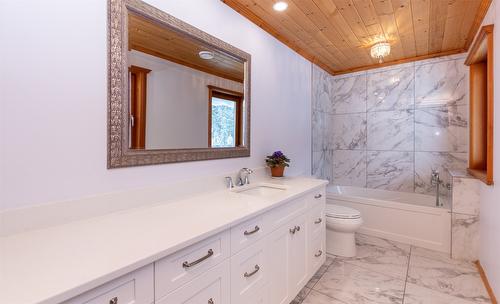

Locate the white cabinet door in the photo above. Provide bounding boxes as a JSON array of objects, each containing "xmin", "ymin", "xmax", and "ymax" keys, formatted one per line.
[
  {"xmin": 156, "ymin": 260, "xmax": 230, "ymax": 304},
  {"xmin": 265, "ymin": 224, "xmax": 290, "ymax": 304},
  {"xmin": 288, "ymin": 213, "xmax": 308, "ymax": 297}
]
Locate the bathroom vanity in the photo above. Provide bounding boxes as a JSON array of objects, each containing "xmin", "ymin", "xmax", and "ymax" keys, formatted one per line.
[{"xmin": 0, "ymin": 177, "xmax": 327, "ymax": 304}]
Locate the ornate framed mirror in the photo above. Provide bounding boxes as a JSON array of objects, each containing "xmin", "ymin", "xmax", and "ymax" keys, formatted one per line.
[{"xmin": 108, "ymin": 0, "xmax": 251, "ymax": 168}]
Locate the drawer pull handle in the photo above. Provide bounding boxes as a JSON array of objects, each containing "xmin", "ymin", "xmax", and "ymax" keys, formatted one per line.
[
  {"xmin": 182, "ymin": 249, "xmax": 214, "ymax": 268},
  {"xmin": 314, "ymin": 218, "xmax": 322, "ymax": 224},
  {"xmin": 244, "ymin": 264, "xmax": 260, "ymax": 278},
  {"xmin": 289, "ymin": 225, "xmax": 301, "ymax": 234},
  {"xmin": 314, "ymin": 194, "xmax": 322, "ymax": 199},
  {"xmin": 315, "ymin": 250, "xmax": 323, "ymax": 257},
  {"xmin": 109, "ymin": 297, "xmax": 118, "ymax": 304},
  {"xmin": 244, "ymin": 225, "xmax": 260, "ymax": 236},
  {"xmin": 208, "ymin": 298, "xmax": 214, "ymax": 304}
]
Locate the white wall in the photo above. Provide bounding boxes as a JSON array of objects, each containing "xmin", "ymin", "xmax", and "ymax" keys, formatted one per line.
[
  {"xmin": 0, "ymin": 0, "xmax": 312, "ymax": 211},
  {"xmin": 475, "ymin": 0, "xmax": 500, "ymax": 296},
  {"xmin": 128, "ymin": 50, "xmax": 243, "ymax": 149}
]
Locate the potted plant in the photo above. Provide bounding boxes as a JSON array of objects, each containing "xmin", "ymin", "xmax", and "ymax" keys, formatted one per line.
[{"xmin": 265, "ymin": 151, "xmax": 290, "ymax": 177}]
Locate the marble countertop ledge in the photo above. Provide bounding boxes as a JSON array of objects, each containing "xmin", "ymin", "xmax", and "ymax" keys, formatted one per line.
[
  {"xmin": 0, "ymin": 176, "xmax": 327, "ymax": 304},
  {"xmin": 447, "ymin": 169, "xmax": 478, "ymax": 179}
]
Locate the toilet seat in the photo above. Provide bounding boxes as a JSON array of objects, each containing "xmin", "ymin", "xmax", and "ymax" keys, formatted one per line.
[{"xmin": 325, "ymin": 204, "xmax": 361, "ymax": 219}]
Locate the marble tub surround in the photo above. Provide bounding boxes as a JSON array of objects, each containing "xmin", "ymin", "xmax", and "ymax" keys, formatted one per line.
[
  {"xmin": 414, "ymin": 152, "xmax": 468, "ymax": 195},
  {"xmin": 367, "ymin": 66, "xmax": 414, "ymax": 112},
  {"xmin": 414, "ymin": 105, "xmax": 468, "ymax": 153},
  {"xmin": 367, "ymin": 109, "xmax": 414, "ymax": 151},
  {"xmin": 415, "ymin": 58, "xmax": 468, "ymax": 108},
  {"xmin": 451, "ymin": 213, "xmax": 480, "ymax": 261},
  {"xmin": 331, "ymin": 73, "xmax": 367, "ymax": 114},
  {"xmin": 329, "ymin": 113, "xmax": 367, "ymax": 150},
  {"xmin": 331, "ymin": 150, "xmax": 366, "ymax": 187},
  {"xmin": 292, "ymin": 233, "xmax": 491, "ymax": 304},
  {"xmin": 0, "ymin": 176, "xmax": 328, "ymax": 304},
  {"xmin": 367, "ymin": 151, "xmax": 414, "ymax": 192},
  {"xmin": 447, "ymin": 172, "xmax": 481, "ymax": 261},
  {"xmin": 312, "ymin": 54, "xmax": 470, "ymax": 195}
]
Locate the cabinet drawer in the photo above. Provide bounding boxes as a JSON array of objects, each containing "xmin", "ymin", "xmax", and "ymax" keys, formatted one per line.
[
  {"xmin": 307, "ymin": 203, "xmax": 325, "ymax": 240},
  {"xmin": 156, "ymin": 260, "xmax": 230, "ymax": 304},
  {"xmin": 231, "ymin": 214, "xmax": 266, "ymax": 254},
  {"xmin": 230, "ymin": 238, "xmax": 267, "ymax": 303},
  {"xmin": 308, "ymin": 233, "xmax": 326, "ymax": 277},
  {"xmin": 266, "ymin": 196, "xmax": 307, "ymax": 231},
  {"xmin": 62, "ymin": 264, "xmax": 153, "ymax": 304},
  {"xmin": 307, "ymin": 188, "xmax": 326, "ymax": 209},
  {"xmin": 155, "ymin": 230, "xmax": 230, "ymax": 299}
]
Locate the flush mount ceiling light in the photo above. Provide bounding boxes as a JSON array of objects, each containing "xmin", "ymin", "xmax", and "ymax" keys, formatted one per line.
[
  {"xmin": 273, "ymin": 1, "xmax": 288, "ymax": 11},
  {"xmin": 198, "ymin": 50, "xmax": 214, "ymax": 60},
  {"xmin": 370, "ymin": 42, "xmax": 391, "ymax": 63}
]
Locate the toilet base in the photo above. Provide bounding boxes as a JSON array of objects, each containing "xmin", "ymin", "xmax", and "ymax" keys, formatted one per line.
[{"xmin": 326, "ymin": 229, "xmax": 357, "ymax": 257}]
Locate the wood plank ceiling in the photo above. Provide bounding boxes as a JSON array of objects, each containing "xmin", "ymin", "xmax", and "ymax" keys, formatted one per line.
[
  {"xmin": 128, "ymin": 12, "xmax": 244, "ymax": 82},
  {"xmin": 221, "ymin": 0, "xmax": 492, "ymax": 75}
]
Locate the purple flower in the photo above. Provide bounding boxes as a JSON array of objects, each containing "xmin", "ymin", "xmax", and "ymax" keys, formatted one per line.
[{"xmin": 273, "ymin": 151, "xmax": 283, "ymax": 157}]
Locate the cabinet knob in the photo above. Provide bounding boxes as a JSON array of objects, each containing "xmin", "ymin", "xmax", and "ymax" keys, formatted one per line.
[
  {"xmin": 109, "ymin": 297, "xmax": 118, "ymax": 304},
  {"xmin": 208, "ymin": 298, "xmax": 215, "ymax": 304},
  {"xmin": 315, "ymin": 250, "xmax": 323, "ymax": 257},
  {"xmin": 295, "ymin": 225, "xmax": 301, "ymax": 232},
  {"xmin": 314, "ymin": 194, "xmax": 322, "ymax": 199},
  {"xmin": 314, "ymin": 218, "xmax": 322, "ymax": 224}
]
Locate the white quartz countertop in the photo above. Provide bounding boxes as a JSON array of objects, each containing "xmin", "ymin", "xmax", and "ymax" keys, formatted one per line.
[{"xmin": 0, "ymin": 177, "xmax": 327, "ymax": 304}]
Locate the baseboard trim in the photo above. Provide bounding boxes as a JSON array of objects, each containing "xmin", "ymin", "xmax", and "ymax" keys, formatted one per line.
[{"xmin": 476, "ymin": 260, "xmax": 498, "ymax": 304}]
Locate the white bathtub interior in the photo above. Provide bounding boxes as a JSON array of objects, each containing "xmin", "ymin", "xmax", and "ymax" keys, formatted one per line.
[{"xmin": 327, "ymin": 185, "xmax": 451, "ymax": 254}]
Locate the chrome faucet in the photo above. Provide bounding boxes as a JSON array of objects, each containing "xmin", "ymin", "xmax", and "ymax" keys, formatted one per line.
[
  {"xmin": 225, "ymin": 176, "xmax": 234, "ymax": 189},
  {"xmin": 430, "ymin": 170, "xmax": 443, "ymax": 207},
  {"xmin": 237, "ymin": 168, "xmax": 254, "ymax": 186}
]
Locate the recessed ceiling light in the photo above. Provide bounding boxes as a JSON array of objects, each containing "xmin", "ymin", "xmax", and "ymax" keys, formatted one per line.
[
  {"xmin": 273, "ymin": 1, "xmax": 288, "ymax": 11},
  {"xmin": 198, "ymin": 51, "xmax": 214, "ymax": 60}
]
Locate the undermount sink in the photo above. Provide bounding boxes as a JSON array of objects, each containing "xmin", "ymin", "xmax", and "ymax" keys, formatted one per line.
[{"xmin": 235, "ymin": 183, "xmax": 288, "ymax": 197}]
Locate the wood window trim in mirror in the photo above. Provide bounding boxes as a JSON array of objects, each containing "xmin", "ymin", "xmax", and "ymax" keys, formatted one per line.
[
  {"xmin": 129, "ymin": 65, "xmax": 151, "ymax": 149},
  {"xmin": 465, "ymin": 24, "xmax": 494, "ymax": 185},
  {"xmin": 107, "ymin": 0, "xmax": 251, "ymax": 168},
  {"xmin": 208, "ymin": 86, "xmax": 243, "ymax": 148}
]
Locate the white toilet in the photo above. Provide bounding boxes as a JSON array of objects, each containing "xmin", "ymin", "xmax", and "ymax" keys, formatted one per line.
[{"xmin": 325, "ymin": 204, "xmax": 363, "ymax": 257}]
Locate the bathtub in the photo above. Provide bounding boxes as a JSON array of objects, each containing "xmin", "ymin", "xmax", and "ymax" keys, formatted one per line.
[{"xmin": 327, "ymin": 185, "xmax": 451, "ymax": 253}]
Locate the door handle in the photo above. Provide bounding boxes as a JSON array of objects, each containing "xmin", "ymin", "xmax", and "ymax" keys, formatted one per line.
[
  {"xmin": 315, "ymin": 250, "xmax": 323, "ymax": 257},
  {"xmin": 314, "ymin": 194, "xmax": 322, "ymax": 199},
  {"xmin": 314, "ymin": 218, "xmax": 322, "ymax": 224}
]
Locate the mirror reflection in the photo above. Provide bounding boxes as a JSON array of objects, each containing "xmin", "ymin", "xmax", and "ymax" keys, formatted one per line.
[{"xmin": 127, "ymin": 12, "xmax": 246, "ymax": 150}]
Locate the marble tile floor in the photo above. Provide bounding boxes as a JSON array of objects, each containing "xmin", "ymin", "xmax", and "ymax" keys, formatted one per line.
[{"xmin": 291, "ymin": 234, "xmax": 491, "ymax": 304}]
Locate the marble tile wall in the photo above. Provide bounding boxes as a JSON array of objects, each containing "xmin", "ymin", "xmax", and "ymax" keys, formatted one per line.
[
  {"xmin": 447, "ymin": 170, "xmax": 481, "ymax": 261},
  {"xmin": 312, "ymin": 54, "xmax": 469, "ymax": 195}
]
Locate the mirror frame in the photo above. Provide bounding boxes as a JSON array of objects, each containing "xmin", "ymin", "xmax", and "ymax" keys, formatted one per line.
[{"xmin": 107, "ymin": 0, "xmax": 251, "ymax": 168}]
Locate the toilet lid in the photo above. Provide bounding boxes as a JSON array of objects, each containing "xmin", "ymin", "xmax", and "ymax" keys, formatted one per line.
[{"xmin": 325, "ymin": 204, "xmax": 361, "ymax": 219}]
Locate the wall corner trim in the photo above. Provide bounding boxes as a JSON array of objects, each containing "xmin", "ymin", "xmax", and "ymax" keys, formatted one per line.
[{"xmin": 476, "ymin": 260, "xmax": 498, "ymax": 304}]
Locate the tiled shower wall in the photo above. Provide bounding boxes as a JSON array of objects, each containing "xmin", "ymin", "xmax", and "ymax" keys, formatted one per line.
[{"xmin": 312, "ymin": 54, "xmax": 469, "ymax": 195}]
